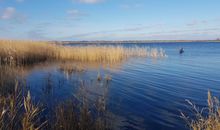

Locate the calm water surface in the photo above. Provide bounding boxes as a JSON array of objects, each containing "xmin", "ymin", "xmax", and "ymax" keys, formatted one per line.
[{"xmin": 26, "ymin": 42, "xmax": 220, "ymax": 130}]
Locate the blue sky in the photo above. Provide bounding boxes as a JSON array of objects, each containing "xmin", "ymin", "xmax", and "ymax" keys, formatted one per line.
[{"xmin": 0, "ymin": 0, "xmax": 220, "ymax": 41}]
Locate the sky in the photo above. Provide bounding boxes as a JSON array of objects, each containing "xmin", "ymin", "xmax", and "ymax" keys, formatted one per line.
[{"xmin": 0, "ymin": 0, "xmax": 220, "ymax": 41}]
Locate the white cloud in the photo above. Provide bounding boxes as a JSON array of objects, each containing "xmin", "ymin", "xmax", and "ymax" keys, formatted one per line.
[
  {"xmin": 0, "ymin": 7, "xmax": 16, "ymax": 20},
  {"xmin": 75, "ymin": 0, "xmax": 103, "ymax": 4},
  {"xmin": 0, "ymin": 7, "xmax": 27, "ymax": 23}
]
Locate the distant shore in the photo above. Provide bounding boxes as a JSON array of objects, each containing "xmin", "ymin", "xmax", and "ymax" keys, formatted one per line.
[{"xmin": 53, "ymin": 40, "xmax": 220, "ymax": 45}]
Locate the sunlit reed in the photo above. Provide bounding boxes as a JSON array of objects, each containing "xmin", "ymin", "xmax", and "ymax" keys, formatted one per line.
[
  {"xmin": 0, "ymin": 75, "xmax": 112, "ymax": 130},
  {"xmin": 0, "ymin": 40, "xmax": 166, "ymax": 65},
  {"xmin": 181, "ymin": 90, "xmax": 220, "ymax": 130}
]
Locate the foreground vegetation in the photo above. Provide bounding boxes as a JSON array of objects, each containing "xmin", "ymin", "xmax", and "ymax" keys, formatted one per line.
[
  {"xmin": 0, "ymin": 39, "xmax": 168, "ymax": 129},
  {"xmin": 181, "ymin": 91, "xmax": 220, "ymax": 130},
  {"xmin": 0, "ymin": 52, "xmax": 112, "ymax": 130},
  {"xmin": 0, "ymin": 77, "xmax": 111, "ymax": 130},
  {"xmin": 0, "ymin": 40, "xmax": 166, "ymax": 65}
]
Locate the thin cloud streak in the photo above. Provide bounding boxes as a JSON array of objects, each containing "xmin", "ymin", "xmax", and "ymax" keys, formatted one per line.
[
  {"xmin": 120, "ymin": 3, "xmax": 142, "ymax": 9},
  {"xmin": 59, "ymin": 27, "xmax": 220, "ymax": 40},
  {"xmin": 74, "ymin": 0, "xmax": 103, "ymax": 4},
  {"xmin": 61, "ymin": 24, "xmax": 164, "ymax": 39},
  {"xmin": 0, "ymin": 7, "xmax": 27, "ymax": 23},
  {"xmin": 66, "ymin": 9, "xmax": 87, "ymax": 20},
  {"xmin": 0, "ymin": 7, "xmax": 16, "ymax": 20},
  {"xmin": 16, "ymin": 0, "xmax": 24, "ymax": 3}
]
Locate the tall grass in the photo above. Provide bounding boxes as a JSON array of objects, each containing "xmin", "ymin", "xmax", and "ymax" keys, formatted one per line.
[
  {"xmin": 0, "ymin": 40, "xmax": 166, "ymax": 65},
  {"xmin": 0, "ymin": 81, "xmax": 46, "ymax": 130},
  {"xmin": 181, "ymin": 90, "xmax": 220, "ymax": 130},
  {"xmin": 0, "ymin": 40, "xmax": 56, "ymax": 65},
  {"xmin": 0, "ymin": 73, "xmax": 112, "ymax": 130},
  {"xmin": 0, "ymin": 66, "xmax": 20, "ymax": 95}
]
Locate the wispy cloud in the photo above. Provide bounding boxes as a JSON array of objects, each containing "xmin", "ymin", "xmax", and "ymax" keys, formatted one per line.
[
  {"xmin": 16, "ymin": 0, "xmax": 24, "ymax": 3},
  {"xmin": 0, "ymin": 26, "xmax": 9, "ymax": 32},
  {"xmin": 186, "ymin": 20, "xmax": 208, "ymax": 27},
  {"xmin": 186, "ymin": 20, "xmax": 199, "ymax": 27},
  {"xmin": 0, "ymin": 0, "xmax": 24, "ymax": 2},
  {"xmin": 66, "ymin": 9, "xmax": 87, "ymax": 20},
  {"xmin": 27, "ymin": 29, "xmax": 49, "ymax": 40},
  {"xmin": 120, "ymin": 3, "xmax": 142, "ymax": 10},
  {"xmin": 26, "ymin": 22, "xmax": 53, "ymax": 40},
  {"xmin": 75, "ymin": 0, "xmax": 103, "ymax": 4},
  {"xmin": 61, "ymin": 24, "xmax": 164, "ymax": 39},
  {"xmin": 60, "ymin": 27, "xmax": 220, "ymax": 40},
  {"xmin": 0, "ymin": 7, "xmax": 27, "ymax": 23},
  {"xmin": 0, "ymin": 7, "xmax": 16, "ymax": 20}
]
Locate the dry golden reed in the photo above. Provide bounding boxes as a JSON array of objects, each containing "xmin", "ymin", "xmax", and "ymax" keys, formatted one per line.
[
  {"xmin": 0, "ymin": 81, "xmax": 46, "ymax": 130},
  {"xmin": 0, "ymin": 76, "xmax": 112, "ymax": 130},
  {"xmin": 0, "ymin": 40, "xmax": 166, "ymax": 65},
  {"xmin": 181, "ymin": 90, "xmax": 220, "ymax": 130},
  {"xmin": 0, "ymin": 40, "xmax": 56, "ymax": 65}
]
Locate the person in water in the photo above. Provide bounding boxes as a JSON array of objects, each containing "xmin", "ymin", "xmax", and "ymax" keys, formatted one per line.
[{"xmin": 179, "ymin": 48, "xmax": 184, "ymax": 54}]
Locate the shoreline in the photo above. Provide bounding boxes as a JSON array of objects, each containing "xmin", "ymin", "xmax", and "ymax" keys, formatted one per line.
[{"xmin": 54, "ymin": 40, "xmax": 220, "ymax": 44}]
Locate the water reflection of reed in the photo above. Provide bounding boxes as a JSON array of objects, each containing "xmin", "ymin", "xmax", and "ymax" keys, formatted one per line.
[
  {"xmin": 0, "ymin": 65, "xmax": 28, "ymax": 96},
  {"xmin": 0, "ymin": 40, "xmax": 168, "ymax": 130},
  {"xmin": 0, "ymin": 68, "xmax": 114, "ymax": 130},
  {"xmin": 59, "ymin": 63, "xmax": 86, "ymax": 80},
  {"xmin": 52, "ymin": 75, "xmax": 113, "ymax": 130}
]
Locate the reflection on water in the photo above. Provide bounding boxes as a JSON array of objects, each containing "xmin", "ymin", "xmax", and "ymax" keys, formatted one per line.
[{"xmin": 1, "ymin": 42, "xmax": 220, "ymax": 130}]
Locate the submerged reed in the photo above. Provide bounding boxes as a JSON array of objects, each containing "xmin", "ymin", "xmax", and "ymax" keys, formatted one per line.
[
  {"xmin": 0, "ymin": 72, "xmax": 112, "ymax": 130},
  {"xmin": 181, "ymin": 90, "xmax": 220, "ymax": 130},
  {"xmin": 0, "ymin": 40, "xmax": 166, "ymax": 65}
]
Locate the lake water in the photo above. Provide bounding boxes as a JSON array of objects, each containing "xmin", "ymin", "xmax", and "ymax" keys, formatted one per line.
[{"xmin": 25, "ymin": 42, "xmax": 220, "ymax": 130}]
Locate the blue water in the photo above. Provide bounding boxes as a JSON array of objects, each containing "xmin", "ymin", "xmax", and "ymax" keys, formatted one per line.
[{"xmin": 26, "ymin": 42, "xmax": 220, "ymax": 130}]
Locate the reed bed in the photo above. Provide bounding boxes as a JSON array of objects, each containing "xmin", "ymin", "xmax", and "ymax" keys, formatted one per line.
[
  {"xmin": 0, "ymin": 40, "xmax": 56, "ymax": 65},
  {"xmin": 181, "ymin": 90, "xmax": 220, "ymax": 130},
  {"xmin": 0, "ymin": 72, "xmax": 112, "ymax": 130},
  {"xmin": 0, "ymin": 40, "xmax": 166, "ymax": 65}
]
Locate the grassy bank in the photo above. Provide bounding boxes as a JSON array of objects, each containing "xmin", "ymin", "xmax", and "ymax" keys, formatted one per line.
[{"xmin": 0, "ymin": 40, "xmax": 166, "ymax": 65}]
